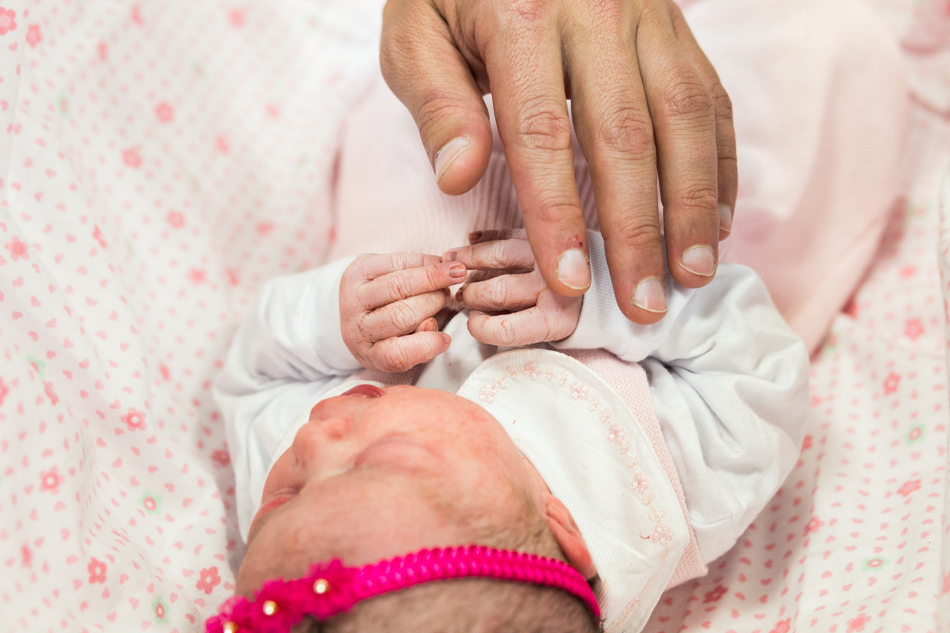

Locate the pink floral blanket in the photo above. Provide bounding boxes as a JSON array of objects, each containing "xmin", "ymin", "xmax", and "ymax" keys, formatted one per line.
[{"xmin": 0, "ymin": 1, "xmax": 946, "ymax": 632}]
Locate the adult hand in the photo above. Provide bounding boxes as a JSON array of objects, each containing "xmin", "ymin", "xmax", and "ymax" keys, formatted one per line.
[{"xmin": 380, "ymin": 0, "xmax": 736, "ymax": 325}]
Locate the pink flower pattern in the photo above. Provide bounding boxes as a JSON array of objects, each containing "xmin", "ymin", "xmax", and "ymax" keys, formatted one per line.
[
  {"xmin": 196, "ymin": 566, "xmax": 221, "ymax": 594},
  {"xmin": 87, "ymin": 558, "xmax": 106, "ymax": 584},
  {"xmin": 25, "ymin": 24, "xmax": 40, "ymax": 47},
  {"xmin": 897, "ymin": 479, "xmax": 921, "ymax": 496},
  {"xmin": 0, "ymin": 7, "xmax": 16, "ymax": 35},
  {"xmin": 154, "ymin": 102, "xmax": 173, "ymax": 123},
  {"xmin": 4, "ymin": 235, "xmax": 28, "ymax": 261},
  {"xmin": 121, "ymin": 407, "xmax": 146, "ymax": 431},
  {"xmin": 39, "ymin": 467, "xmax": 64, "ymax": 493},
  {"xmin": 847, "ymin": 613, "xmax": 871, "ymax": 632},
  {"xmin": 0, "ymin": 2, "xmax": 945, "ymax": 631}
]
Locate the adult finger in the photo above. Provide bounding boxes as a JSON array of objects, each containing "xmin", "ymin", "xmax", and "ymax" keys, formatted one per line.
[
  {"xmin": 486, "ymin": 12, "xmax": 591, "ymax": 296},
  {"xmin": 670, "ymin": 6, "xmax": 737, "ymax": 239},
  {"xmin": 358, "ymin": 260, "xmax": 467, "ymax": 310},
  {"xmin": 638, "ymin": 9, "xmax": 720, "ymax": 288},
  {"xmin": 564, "ymin": 6, "xmax": 667, "ymax": 324},
  {"xmin": 369, "ymin": 331, "xmax": 452, "ymax": 374},
  {"xmin": 380, "ymin": 0, "xmax": 492, "ymax": 195},
  {"xmin": 361, "ymin": 291, "xmax": 448, "ymax": 342},
  {"xmin": 444, "ymin": 239, "xmax": 535, "ymax": 272},
  {"xmin": 457, "ymin": 272, "xmax": 545, "ymax": 312},
  {"xmin": 467, "ymin": 306, "xmax": 570, "ymax": 347}
]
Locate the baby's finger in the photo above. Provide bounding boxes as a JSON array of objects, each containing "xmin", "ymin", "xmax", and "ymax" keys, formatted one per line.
[
  {"xmin": 368, "ymin": 331, "xmax": 452, "ymax": 373},
  {"xmin": 457, "ymin": 272, "xmax": 545, "ymax": 312},
  {"xmin": 467, "ymin": 229, "xmax": 528, "ymax": 244},
  {"xmin": 358, "ymin": 252, "xmax": 443, "ymax": 279},
  {"xmin": 444, "ymin": 239, "xmax": 535, "ymax": 272},
  {"xmin": 466, "ymin": 268, "xmax": 532, "ymax": 285},
  {"xmin": 358, "ymin": 261, "xmax": 466, "ymax": 310},
  {"xmin": 467, "ymin": 307, "xmax": 560, "ymax": 347},
  {"xmin": 414, "ymin": 317, "xmax": 438, "ymax": 333},
  {"xmin": 362, "ymin": 291, "xmax": 448, "ymax": 342}
]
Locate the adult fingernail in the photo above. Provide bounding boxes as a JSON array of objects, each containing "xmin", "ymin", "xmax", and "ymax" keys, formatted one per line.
[
  {"xmin": 680, "ymin": 245, "xmax": 716, "ymax": 277},
  {"xmin": 556, "ymin": 248, "xmax": 590, "ymax": 290},
  {"xmin": 449, "ymin": 264, "xmax": 466, "ymax": 279},
  {"xmin": 718, "ymin": 203, "xmax": 733, "ymax": 232},
  {"xmin": 434, "ymin": 137, "xmax": 470, "ymax": 182},
  {"xmin": 442, "ymin": 251, "xmax": 457, "ymax": 263},
  {"xmin": 633, "ymin": 278, "xmax": 667, "ymax": 313},
  {"xmin": 468, "ymin": 231, "xmax": 482, "ymax": 243}
]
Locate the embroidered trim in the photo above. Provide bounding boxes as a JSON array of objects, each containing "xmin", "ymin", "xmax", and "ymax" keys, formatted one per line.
[{"xmin": 476, "ymin": 361, "xmax": 674, "ymax": 547}]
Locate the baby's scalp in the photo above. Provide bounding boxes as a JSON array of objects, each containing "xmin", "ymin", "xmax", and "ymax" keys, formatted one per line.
[{"xmin": 236, "ymin": 385, "xmax": 599, "ymax": 632}]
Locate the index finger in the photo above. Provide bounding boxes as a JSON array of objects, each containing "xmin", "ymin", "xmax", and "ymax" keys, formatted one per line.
[
  {"xmin": 358, "ymin": 260, "xmax": 467, "ymax": 310},
  {"xmin": 486, "ymin": 10, "xmax": 591, "ymax": 297},
  {"xmin": 357, "ymin": 252, "xmax": 443, "ymax": 279}
]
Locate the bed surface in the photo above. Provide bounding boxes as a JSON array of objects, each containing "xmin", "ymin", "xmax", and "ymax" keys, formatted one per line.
[{"xmin": 0, "ymin": 1, "xmax": 946, "ymax": 632}]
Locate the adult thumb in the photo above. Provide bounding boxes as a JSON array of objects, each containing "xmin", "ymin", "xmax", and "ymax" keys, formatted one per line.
[{"xmin": 380, "ymin": 0, "xmax": 492, "ymax": 196}]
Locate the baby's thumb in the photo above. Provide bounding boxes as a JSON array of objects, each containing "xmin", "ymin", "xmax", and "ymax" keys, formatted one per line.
[{"xmin": 372, "ymin": 331, "xmax": 451, "ymax": 374}]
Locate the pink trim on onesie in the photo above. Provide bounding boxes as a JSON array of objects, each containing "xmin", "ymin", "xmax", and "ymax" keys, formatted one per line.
[{"xmin": 562, "ymin": 349, "xmax": 708, "ymax": 588}]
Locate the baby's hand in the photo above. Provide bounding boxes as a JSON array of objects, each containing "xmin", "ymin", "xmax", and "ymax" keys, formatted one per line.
[
  {"xmin": 340, "ymin": 253, "xmax": 467, "ymax": 373},
  {"xmin": 446, "ymin": 230, "xmax": 582, "ymax": 347}
]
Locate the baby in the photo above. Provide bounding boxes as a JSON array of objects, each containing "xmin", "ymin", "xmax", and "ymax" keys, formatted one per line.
[{"xmin": 210, "ymin": 229, "xmax": 809, "ymax": 632}]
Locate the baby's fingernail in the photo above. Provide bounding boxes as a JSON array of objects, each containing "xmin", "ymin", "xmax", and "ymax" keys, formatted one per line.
[
  {"xmin": 633, "ymin": 278, "xmax": 667, "ymax": 313},
  {"xmin": 718, "ymin": 203, "xmax": 733, "ymax": 232},
  {"xmin": 434, "ymin": 137, "xmax": 470, "ymax": 182},
  {"xmin": 442, "ymin": 251, "xmax": 457, "ymax": 263},
  {"xmin": 556, "ymin": 248, "xmax": 591, "ymax": 290},
  {"xmin": 424, "ymin": 318, "xmax": 437, "ymax": 331},
  {"xmin": 456, "ymin": 287, "xmax": 465, "ymax": 303},
  {"xmin": 680, "ymin": 245, "xmax": 716, "ymax": 277},
  {"xmin": 468, "ymin": 231, "xmax": 482, "ymax": 243},
  {"xmin": 440, "ymin": 333, "xmax": 451, "ymax": 345},
  {"xmin": 449, "ymin": 264, "xmax": 466, "ymax": 279}
]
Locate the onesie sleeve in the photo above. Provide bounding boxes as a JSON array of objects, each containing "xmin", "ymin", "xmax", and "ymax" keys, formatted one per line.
[
  {"xmin": 554, "ymin": 231, "xmax": 809, "ymax": 563},
  {"xmin": 213, "ymin": 256, "xmax": 363, "ymax": 539}
]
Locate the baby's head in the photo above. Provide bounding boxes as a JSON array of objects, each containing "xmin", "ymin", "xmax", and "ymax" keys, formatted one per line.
[{"xmin": 236, "ymin": 384, "xmax": 599, "ymax": 632}]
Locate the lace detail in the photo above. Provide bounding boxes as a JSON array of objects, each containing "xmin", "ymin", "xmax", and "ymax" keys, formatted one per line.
[{"xmin": 475, "ymin": 359, "xmax": 674, "ymax": 549}]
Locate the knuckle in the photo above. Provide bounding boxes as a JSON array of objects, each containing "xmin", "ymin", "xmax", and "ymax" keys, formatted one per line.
[
  {"xmin": 388, "ymin": 302, "xmax": 418, "ymax": 332},
  {"xmin": 385, "ymin": 345, "xmax": 413, "ymax": 373},
  {"xmin": 514, "ymin": 97, "xmax": 572, "ymax": 152},
  {"xmin": 661, "ymin": 78, "xmax": 713, "ymax": 121},
  {"xmin": 597, "ymin": 104, "xmax": 655, "ymax": 160},
  {"xmin": 708, "ymin": 81, "xmax": 733, "ymax": 119},
  {"xmin": 496, "ymin": 317, "xmax": 518, "ymax": 346},
  {"xmin": 610, "ymin": 215, "xmax": 662, "ymax": 251},
  {"xmin": 486, "ymin": 280, "xmax": 510, "ymax": 307},
  {"xmin": 386, "ymin": 275, "xmax": 414, "ymax": 301},
  {"xmin": 504, "ymin": 0, "xmax": 550, "ymax": 24},
  {"xmin": 416, "ymin": 94, "xmax": 472, "ymax": 151},
  {"xmin": 677, "ymin": 184, "xmax": 719, "ymax": 215}
]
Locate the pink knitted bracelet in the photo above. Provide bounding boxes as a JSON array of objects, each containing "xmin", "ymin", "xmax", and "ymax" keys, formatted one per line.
[{"xmin": 206, "ymin": 545, "xmax": 600, "ymax": 632}]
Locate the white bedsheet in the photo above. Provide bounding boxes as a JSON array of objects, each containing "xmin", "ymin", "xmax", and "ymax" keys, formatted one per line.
[{"xmin": 0, "ymin": 0, "xmax": 946, "ymax": 632}]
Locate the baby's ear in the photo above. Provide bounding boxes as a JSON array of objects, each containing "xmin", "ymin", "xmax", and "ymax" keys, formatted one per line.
[{"xmin": 544, "ymin": 496, "xmax": 597, "ymax": 580}]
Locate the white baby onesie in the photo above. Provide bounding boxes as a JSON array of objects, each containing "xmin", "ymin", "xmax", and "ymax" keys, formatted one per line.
[{"xmin": 213, "ymin": 230, "xmax": 809, "ymax": 629}]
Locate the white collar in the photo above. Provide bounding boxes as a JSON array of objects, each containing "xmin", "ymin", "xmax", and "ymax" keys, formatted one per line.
[{"xmin": 457, "ymin": 348, "xmax": 689, "ymax": 632}]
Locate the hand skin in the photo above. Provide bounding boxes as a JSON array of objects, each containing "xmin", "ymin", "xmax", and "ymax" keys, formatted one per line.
[
  {"xmin": 236, "ymin": 384, "xmax": 596, "ymax": 597},
  {"xmin": 445, "ymin": 229, "xmax": 583, "ymax": 347},
  {"xmin": 339, "ymin": 252, "xmax": 468, "ymax": 373},
  {"xmin": 380, "ymin": 0, "xmax": 737, "ymax": 325}
]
